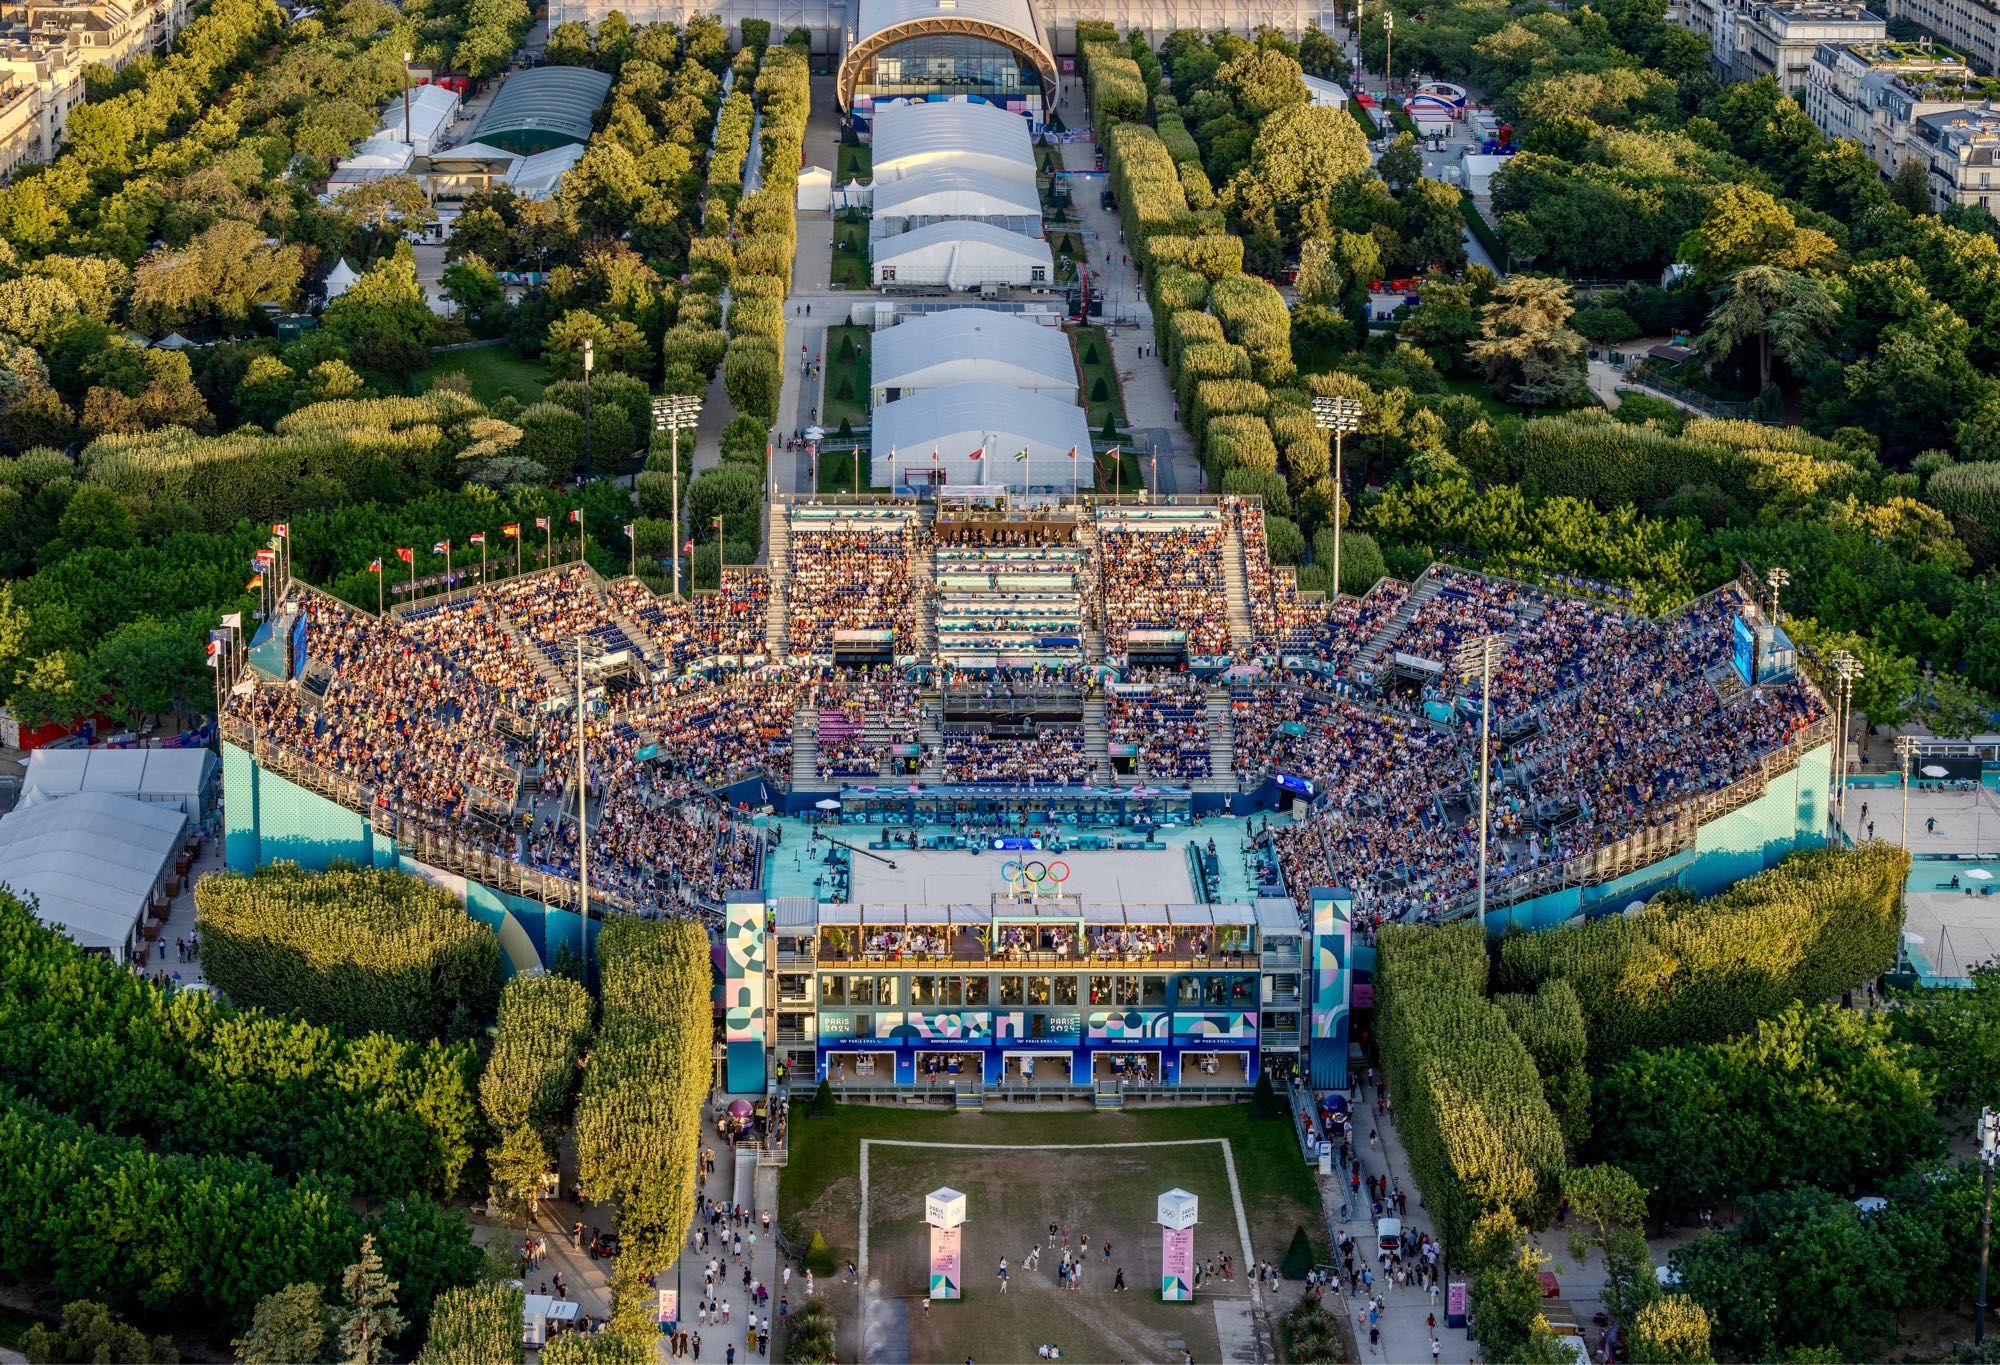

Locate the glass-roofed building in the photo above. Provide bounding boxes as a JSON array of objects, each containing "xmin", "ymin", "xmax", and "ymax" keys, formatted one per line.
[{"xmin": 838, "ymin": 0, "xmax": 1058, "ymax": 134}]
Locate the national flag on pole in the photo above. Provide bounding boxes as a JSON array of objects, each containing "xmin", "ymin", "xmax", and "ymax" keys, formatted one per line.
[
  {"xmin": 245, "ymin": 574, "xmax": 264, "ymax": 590},
  {"xmin": 253, "ymin": 549, "xmax": 275, "ymax": 567},
  {"xmin": 469, "ymin": 532, "xmax": 486, "ymax": 546},
  {"xmin": 623, "ymin": 523, "xmax": 635, "ymax": 538},
  {"xmin": 1066, "ymin": 446, "xmax": 1078, "ymax": 460},
  {"xmin": 967, "ymin": 446, "xmax": 983, "ymax": 461},
  {"xmin": 271, "ymin": 523, "xmax": 289, "ymax": 538},
  {"xmin": 368, "ymin": 558, "xmax": 383, "ymax": 573},
  {"xmin": 502, "ymin": 523, "xmax": 520, "ymax": 538},
  {"xmin": 682, "ymin": 540, "xmax": 695, "ymax": 554},
  {"xmin": 433, "ymin": 540, "xmax": 451, "ymax": 554},
  {"xmin": 568, "ymin": 509, "xmax": 582, "ymax": 524},
  {"xmin": 220, "ymin": 613, "xmax": 242, "ymax": 629},
  {"xmin": 396, "ymin": 547, "xmax": 415, "ymax": 564},
  {"xmin": 535, "ymin": 516, "xmax": 550, "ymax": 531},
  {"xmin": 930, "ymin": 448, "xmax": 939, "ymax": 463},
  {"xmin": 1013, "ymin": 447, "xmax": 1029, "ymax": 462},
  {"xmin": 1106, "ymin": 445, "xmax": 1121, "ymax": 461},
  {"xmin": 712, "ymin": 517, "xmax": 724, "ymax": 531}
]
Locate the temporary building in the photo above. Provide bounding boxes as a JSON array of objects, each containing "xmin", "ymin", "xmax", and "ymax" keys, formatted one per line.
[
  {"xmin": 869, "ymin": 164, "xmax": 1043, "ymax": 242},
  {"xmin": 1460, "ymin": 152, "xmax": 1509, "ymax": 197},
  {"xmin": 871, "ymin": 220, "xmax": 1053, "ymax": 290},
  {"xmin": 20, "ymin": 746, "xmax": 218, "ymax": 821},
  {"xmin": 378, "ymin": 82, "xmax": 462, "ymax": 157},
  {"xmin": 0, "ymin": 791, "xmax": 189, "ymax": 962},
  {"xmin": 325, "ymin": 136, "xmax": 416, "ymax": 199},
  {"xmin": 797, "ymin": 164, "xmax": 833, "ymax": 212},
  {"xmin": 322, "ymin": 258, "xmax": 360, "ymax": 299},
  {"xmin": 1303, "ymin": 74, "xmax": 1351, "ymax": 108},
  {"xmin": 870, "ymin": 380, "xmax": 1093, "ymax": 491},
  {"xmin": 506, "ymin": 144, "xmax": 587, "ymax": 201},
  {"xmin": 870, "ymin": 99, "xmax": 1036, "ymax": 188},
  {"xmin": 872, "ymin": 308, "xmax": 1076, "ymax": 405},
  {"xmin": 467, "ymin": 65, "xmax": 613, "ymax": 153}
]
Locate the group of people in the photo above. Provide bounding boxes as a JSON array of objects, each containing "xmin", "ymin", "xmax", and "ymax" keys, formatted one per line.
[
  {"xmin": 1097, "ymin": 522, "xmax": 1232, "ymax": 659},
  {"xmin": 607, "ymin": 573, "xmax": 771, "ymax": 670},
  {"xmin": 809, "ymin": 666, "xmax": 923, "ymax": 780},
  {"xmin": 942, "ymin": 725, "xmax": 1090, "ymax": 784},
  {"xmin": 786, "ymin": 522, "xmax": 928, "ymax": 656},
  {"xmin": 1104, "ymin": 675, "xmax": 1212, "ymax": 779}
]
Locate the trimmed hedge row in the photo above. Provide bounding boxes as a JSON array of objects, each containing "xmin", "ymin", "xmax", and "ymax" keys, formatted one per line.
[
  {"xmin": 1495, "ymin": 845, "xmax": 1909, "ymax": 1068},
  {"xmin": 1376, "ymin": 920, "xmax": 1567, "ymax": 1257},
  {"xmin": 194, "ymin": 863, "xmax": 501, "ymax": 1041}
]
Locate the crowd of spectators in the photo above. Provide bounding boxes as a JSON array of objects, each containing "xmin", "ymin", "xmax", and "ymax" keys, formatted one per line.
[
  {"xmin": 607, "ymin": 571, "xmax": 771, "ymax": 670},
  {"xmin": 1105, "ymin": 676, "xmax": 1212, "ymax": 779},
  {"xmin": 942, "ymin": 725, "xmax": 1090, "ymax": 784},
  {"xmin": 787, "ymin": 521, "xmax": 930, "ymax": 656},
  {"xmin": 809, "ymin": 666, "xmax": 923, "ymax": 780},
  {"xmin": 1096, "ymin": 520, "xmax": 1232, "ymax": 659}
]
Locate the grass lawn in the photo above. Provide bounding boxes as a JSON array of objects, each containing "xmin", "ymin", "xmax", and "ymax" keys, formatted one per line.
[
  {"xmin": 831, "ymin": 217, "xmax": 869, "ymax": 289},
  {"xmin": 823, "ymin": 323, "xmax": 870, "ymax": 432},
  {"xmin": 1070, "ymin": 325, "xmax": 1125, "ymax": 432},
  {"xmin": 1385, "ymin": 98, "xmax": 1420, "ymax": 136},
  {"xmin": 815, "ymin": 447, "xmax": 873, "ymax": 494},
  {"xmin": 837, "ymin": 142, "xmax": 871, "ymax": 182},
  {"xmin": 1347, "ymin": 101, "xmax": 1381, "ymax": 140},
  {"xmin": 1096, "ymin": 446, "xmax": 1145, "ymax": 493},
  {"xmin": 414, "ymin": 345, "xmax": 546, "ymax": 405}
]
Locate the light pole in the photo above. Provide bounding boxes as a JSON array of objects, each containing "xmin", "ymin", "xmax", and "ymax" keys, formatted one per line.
[
  {"xmin": 573, "ymin": 635, "xmax": 604, "ymax": 975},
  {"xmin": 1980, "ymin": 1107, "xmax": 2000, "ymax": 1346},
  {"xmin": 1456, "ymin": 633, "xmax": 1507, "ymax": 926},
  {"xmin": 1764, "ymin": 564, "xmax": 1790, "ymax": 625},
  {"xmin": 1312, "ymin": 394, "xmax": 1363, "ymax": 599},
  {"xmin": 652, "ymin": 393, "xmax": 703, "ymax": 599},
  {"xmin": 1896, "ymin": 733, "xmax": 1918, "ymax": 852},
  {"xmin": 1383, "ymin": 11, "xmax": 1394, "ymax": 95},
  {"xmin": 401, "ymin": 51, "xmax": 412, "ymax": 146},
  {"xmin": 581, "ymin": 338, "xmax": 595, "ymax": 485},
  {"xmin": 1831, "ymin": 649, "xmax": 1862, "ymax": 833}
]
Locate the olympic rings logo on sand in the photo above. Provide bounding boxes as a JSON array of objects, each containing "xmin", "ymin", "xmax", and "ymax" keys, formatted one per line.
[{"xmin": 1000, "ymin": 859, "xmax": 1071, "ymax": 891}]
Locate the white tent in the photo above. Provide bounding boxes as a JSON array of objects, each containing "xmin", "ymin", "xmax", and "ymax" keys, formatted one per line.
[
  {"xmin": 20, "ymin": 746, "xmax": 217, "ymax": 821},
  {"xmin": 869, "ymin": 165, "xmax": 1042, "ymax": 242},
  {"xmin": 0, "ymin": 791, "xmax": 188, "ymax": 962},
  {"xmin": 871, "ymin": 380, "xmax": 1093, "ymax": 491},
  {"xmin": 506, "ymin": 144, "xmax": 586, "ymax": 201},
  {"xmin": 870, "ymin": 100, "xmax": 1036, "ymax": 188},
  {"xmin": 323, "ymin": 258, "xmax": 361, "ymax": 299},
  {"xmin": 872, "ymin": 220, "xmax": 1053, "ymax": 291},
  {"xmin": 378, "ymin": 82, "xmax": 461, "ymax": 157},
  {"xmin": 873, "ymin": 308, "xmax": 1077, "ymax": 404},
  {"xmin": 326, "ymin": 136, "xmax": 416, "ymax": 193},
  {"xmin": 1303, "ymin": 74, "xmax": 1351, "ymax": 108},
  {"xmin": 796, "ymin": 164, "xmax": 833, "ymax": 212}
]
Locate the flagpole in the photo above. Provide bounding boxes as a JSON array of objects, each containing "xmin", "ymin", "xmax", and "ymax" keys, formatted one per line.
[
  {"xmin": 376, "ymin": 562, "xmax": 383, "ymax": 615},
  {"xmin": 545, "ymin": 521, "xmax": 553, "ymax": 570},
  {"xmin": 445, "ymin": 546, "xmax": 453, "ymax": 604},
  {"xmin": 890, "ymin": 445, "xmax": 897, "ymax": 500},
  {"xmin": 481, "ymin": 538, "xmax": 488, "ymax": 584},
  {"xmin": 516, "ymin": 531, "xmax": 523, "ymax": 578},
  {"xmin": 409, "ymin": 551, "xmax": 417, "ymax": 603},
  {"xmin": 576, "ymin": 510, "xmax": 585, "ymax": 565}
]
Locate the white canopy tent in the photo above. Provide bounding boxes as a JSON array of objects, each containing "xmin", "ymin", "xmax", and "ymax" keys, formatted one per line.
[
  {"xmin": 870, "ymin": 100, "xmax": 1036, "ymax": 188},
  {"xmin": 871, "ymin": 220, "xmax": 1053, "ymax": 291},
  {"xmin": 871, "ymin": 380, "xmax": 1093, "ymax": 491},
  {"xmin": 323, "ymin": 258, "xmax": 361, "ymax": 299},
  {"xmin": 873, "ymin": 308, "xmax": 1077, "ymax": 404},
  {"xmin": 20, "ymin": 747, "xmax": 217, "ymax": 821},
  {"xmin": 378, "ymin": 82, "xmax": 461, "ymax": 157},
  {"xmin": 797, "ymin": 164, "xmax": 833, "ymax": 211},
  {"xmin": 0, "ymin": 791, "xmax": 188, "ymax": 962},
  {"xmin": 869, "ymin": 165, "xmax": 1043, "ymax": 242}
]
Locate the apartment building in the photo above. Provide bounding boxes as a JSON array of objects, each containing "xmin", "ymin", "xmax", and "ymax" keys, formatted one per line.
[
  {"xmin": 1802, "ymin": 39, "xmax": 1995, "ymax": 177},
  {"xmin": 1881, "ymin": 0, "xmax": 1999, "ymax": 78},
  {"xmin": 1915, "ymin": 102, "xmax": 2000, "ymax": 210},
  {"xmin": 1732, "ymin": 1, "xmax": 1888, "ymax": 91},
  {"xmin": 0, "ymin": 0, "xmax": 189, "ymax": 178}
]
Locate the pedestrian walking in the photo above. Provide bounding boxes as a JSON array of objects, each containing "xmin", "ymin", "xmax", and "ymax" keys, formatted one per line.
[{"xmin": 998, "ymin": 1257, "xmax": 1010, "ymax": 1293}]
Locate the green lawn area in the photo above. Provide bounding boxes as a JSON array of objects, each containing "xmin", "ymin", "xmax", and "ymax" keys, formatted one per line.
[
  {"xmin": 1347, "ymin": 100, "xmax": 1381, "ymax": 140},
  {"xmin": 413, "ymin": 345, "xmax": 546, "ymax": 405},
  {"xmin": 815, "ymin": 447, "xmax": 872, "ymax": 494},
  {"xmin": 1096, "ymin": 445, "xmax": 1144, "ymax": 493},
  {"xmin": 1385, "ymin": 97, "xmax": 1420, "ymax": 136},
  {"xmin": 780, "ymin": 1103, "xmax": 1324, "ymax": 1277},
  {"xmin": 823, "ymin": 323, "xmax": 870, "ymax": 432},
  {"xmin": 836, "ymin": 142, "xmax": 871, "ymax": 182},
  {"xmin": 1070, "ymin": 325, "xmax": 1125, "ymax": 432},
  {"xmin": 831, "ymin": 217, "xmax": 869, "ymax": 289}
]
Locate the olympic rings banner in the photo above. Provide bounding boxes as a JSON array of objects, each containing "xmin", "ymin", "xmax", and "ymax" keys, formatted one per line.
[{"xmin": 1000, "ymin": 858, "xmax": 1071, "ymax": 892}]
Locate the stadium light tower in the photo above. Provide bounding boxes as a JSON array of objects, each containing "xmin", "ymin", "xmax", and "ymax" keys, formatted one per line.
[
  {"xmin": 1456, "ymin": 633, "xmax": 1507, "ymax": 926},
  {"xmin": 581, "ymin": 338, "xmax": 595, "ymax": 485},
  {"xmin": 1764, "ymin": 565, "xmax": 1790, "ymax": 623},
  {"xmin": 1831, "ymin": 649, "xmax": 1863, "ymax": 830},
  {"xmin": 1896, "ymin": 733, "xmax": 1920, "ymax": 853},
  {"xmin": 653, "ymin": 393, "xmax": 703, "ymax": 599},
  {"xmin": 573, "ymin": 635, "xmax": 606, "ymax": 974},
  {"xmin": 1312, "ymin": 394, "xmax": 1364, "ymax": 599},
  {"xmin": 1383, "ymin": 10, "xmax": 1394, "ymax": 93}
]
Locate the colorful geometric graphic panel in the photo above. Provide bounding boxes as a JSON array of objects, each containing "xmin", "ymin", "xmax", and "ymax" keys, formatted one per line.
[
  {"xmin": 1170, "ymin": 1011, "xmax": 1257, "ymax": 1041},
  {"xmin": 724, "ymin": 896, "xmax": 767, "ymax": 1094},
  {"xmin": 1087, "ymin": 1009, "xmax": 1172, "ymax": 1041}
]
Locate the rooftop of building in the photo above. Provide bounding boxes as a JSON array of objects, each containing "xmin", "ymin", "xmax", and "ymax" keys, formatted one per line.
[{"xmin": 1756, "ymin": 0, "xmax": 1885, "ymax": 25}]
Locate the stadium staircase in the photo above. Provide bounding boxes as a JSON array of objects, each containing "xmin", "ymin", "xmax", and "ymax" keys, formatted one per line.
[
  {"xmin": 1083, "ymin": 693, "xmax": 1115, "ymax": 784},
  {"xmin": 791, "ymin": 714, "xmax": 819, "ymax": 788},
  {"xmin": 765, "ymin": 501, "xmax": 791, "ymax": 659},
  {"xmin": 1202, "ymin": 688, "xmax": 1237, "ymax": 791},
  {"xmin": 1220, "ymin": 518, "xmax": 1255, "ymax": 654},
  {"xmin": 909, "ymin": 547, "xmax": 937, "ymax": 659},
  {"xmin": 1708, "ymin": 662, "xmax": 1747, "ymax": 706},
  {"xmin": 917, "ymin": 694, "xmax": 947, "ymax": 782},
  {"xmin": 1356, "ymin": 569, "xmax": 1442, "ymax": 674},
  {"xmin": 611, "ymin": 606, "xmax": 667, "ymax": 670},
  {"xmin": 499, "ymin": 613, "xmax": 569, "ymax": 694}
]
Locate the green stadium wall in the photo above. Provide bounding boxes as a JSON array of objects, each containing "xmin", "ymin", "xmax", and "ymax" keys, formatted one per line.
[{"xmin": 223, "ymin": 744, "xmax": 588, "ymax": 976}]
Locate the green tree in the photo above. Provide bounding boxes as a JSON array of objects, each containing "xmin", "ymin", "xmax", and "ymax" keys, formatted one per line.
[
  {"xmin": 1562, "ymin": 1165, "xmax": 1656, "ymax": 1323},
  {"xmin": 23, "ymin": 1301, "xmax": 177, "ymax": 1364},
  {"xmin": 1683, "ymin": 184, "xmax": 1837, "ymax": 280},
  {"xmin": 440, "ymin": 256, "xmax": 506, "ymax": 329},
  {"xmin": 1629, "ymin": 1295, "xmax": 1714, "ymax": 1364},
  {"xmin": 1377, "ymin": 132, "xmax": 1423, "ymax": 194},
  {"xmin": 334, "ymin": 1235, "xmax": 406, "ymax": 1365},
  {"xmin": 1698, "ymin": 265, "xmax": 1838, "ymax": 394},
  {"xmin": 235, "ymin": 1284, "xmax": 330, "ymax": 1365},
  {"xmin": 1469, "ymin": 276, "xmax": 1587, "ymax": 407},
  {"xmin": 1467, "ymin": 1213, "xmax": 1571, "ymax": 1365}
]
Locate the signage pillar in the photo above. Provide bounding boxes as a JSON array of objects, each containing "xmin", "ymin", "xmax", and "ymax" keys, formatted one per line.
[
  {"xmin": 1158, "ymin": 1189, "xmax": 1198, "ymax": 1301},
  {"xmin": 926, "ymin": 1187, "xmax": 966, "ymax": 1301}
]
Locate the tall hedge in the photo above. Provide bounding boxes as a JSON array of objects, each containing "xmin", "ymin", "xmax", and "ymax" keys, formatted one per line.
[
  {"xmin": 195, "ymin": 863, "xmax": 502, "ymax": 1041},
  {"xmin": 1495, "ymin": 845, "xmax": 1909, "ymax": 1069},
  {"xmin": 0, "ymin": 1091, "xmax": 480, "ymax": 1330},
  {"xmin": 574, "ymin": 916, "xmax": 713, "ymax": 1289},
  {"xmin": 0, "ymin": 891, "xmax": 480, "ymax": 1198},
  {"xmin": 418, "ymin": 1282, "xmax": 525, "ymax": 1365},
  {"xmin": 480, "ymin": 972, "xmax": 593, "ymax": 1137},
  {"xmin": 1377, "ymin": 920, "xmax": 1567, "ymax": 1257},
  {"xmin": 1497, "ymin": 980, "xmax": 1592, "ymax": 1147}
]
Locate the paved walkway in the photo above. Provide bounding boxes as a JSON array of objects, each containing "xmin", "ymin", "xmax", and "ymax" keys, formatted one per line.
[{"xmin": 770, "ymin": 75, "xmax": 847, "ymax": 504}]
